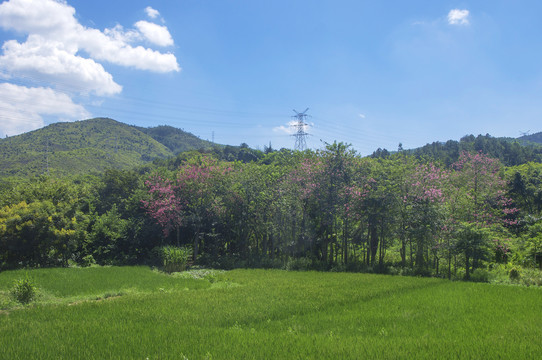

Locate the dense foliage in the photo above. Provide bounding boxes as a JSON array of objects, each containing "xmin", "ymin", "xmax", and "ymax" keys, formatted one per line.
[
  {"xmin": 2, "ymin": 142, "xmax": 542, "ymax": 281},
  {"xmin": 373, "ymin": 133, "xmax": 542, "ymax": 166}
]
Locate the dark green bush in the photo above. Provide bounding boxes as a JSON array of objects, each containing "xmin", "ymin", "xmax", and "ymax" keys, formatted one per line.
[
  {"xmin": 509, "ymin": 267, "xmax": 521, "ymax": 281},
  {"xmin": 470, "ymin": 268, "xmax": 490, "ymax": 283},
  {"xmin": 80, "ymin": 255, "xmax": 96, "ymax": 267},
  {"xmin": 283, "ymin": 257, "xmax": 313, "ymax": 271}
]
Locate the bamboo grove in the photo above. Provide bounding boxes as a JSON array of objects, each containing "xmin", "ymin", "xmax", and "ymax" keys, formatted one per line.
[{"xmin": 2, "ymin": 142, "xmax": 542, "ymax": 279}]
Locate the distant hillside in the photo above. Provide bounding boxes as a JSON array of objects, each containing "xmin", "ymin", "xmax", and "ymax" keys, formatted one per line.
[
  {"xmin": 0, "ymin": 118, "xmax": 215, "ymax": 178},
  {"xmin": 370, "ymin": 133, "xmax": 542, "ymax": 166},
  {"xmin": 135, "ymin": 125, "xmax": 216, "ymax": 154},
  {"xmin": 518, "ymin": 131, "xmax": 542, "ymax": 145},
  {"xmin": 380, "ymin": 134, "xmax": 542, "ymax": 166}
]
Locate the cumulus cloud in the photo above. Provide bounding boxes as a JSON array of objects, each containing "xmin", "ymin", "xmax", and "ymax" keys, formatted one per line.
[
  {"xmin": 273, "ymin": 120, "xmax": 311, "ymax": 134},
  {"xmin": 0, "ymin": 0, "xmax": 180, "ymax": 135},
  {"xmin": 448, "ymin": 9, "xmax": 470, "ymax": 25},
  {"xmin": 273, "ymin": 124, "xmax": 294, "ymax": 135},
  {"xmin": 0, "ymin": 0, "xmax": 179, "ymax": 72},
  {"xmin": 0, "ymin": 83, "xmax": 90, "ymax": 136},
  {"xmin": 0, "ymin": 35, "xmax": 122, "ymax": 95},
  {"xmin": 145, "ymin": 6, "xmax": 160, "ymax": 19},
  {"xmin": 135, "ymin": 21, "xmax": 174, "ymax": 47}
]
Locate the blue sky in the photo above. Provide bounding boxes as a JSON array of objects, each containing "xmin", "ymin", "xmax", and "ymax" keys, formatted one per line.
[{"xmin": 0, "ymin": 0, "xmax": 541, "ymax": 155}]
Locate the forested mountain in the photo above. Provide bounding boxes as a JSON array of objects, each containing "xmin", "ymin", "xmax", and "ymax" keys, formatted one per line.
[
  {"xmin": 135, "ymin": 125, "xmax": 216, "ymax": 154},
  {"xmin": 518, "ymin": 131, "xmax": 542, "ymax": 145},
  {"xmin": 373, "ymin": 134, "xmax": 542, "ymax": 166},
  {"xmin": 0, "ymin": 118, "xmax": 215, "ymax": 178}
]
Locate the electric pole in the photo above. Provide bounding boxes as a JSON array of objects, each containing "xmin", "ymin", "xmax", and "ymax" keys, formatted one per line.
[{"xmin": 291, "ymin": 108, "xmax": 310, "ymax": 151}]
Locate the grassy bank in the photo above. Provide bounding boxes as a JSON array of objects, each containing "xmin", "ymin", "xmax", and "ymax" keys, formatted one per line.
[{"xmin": 1, "ymin": 267, "xmax": 541, "ymax": 359}]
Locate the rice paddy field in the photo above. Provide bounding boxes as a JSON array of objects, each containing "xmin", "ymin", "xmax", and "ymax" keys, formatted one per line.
[{"xmin": 0, "ymin": 266, "xmax": 541, "ymax": 359}]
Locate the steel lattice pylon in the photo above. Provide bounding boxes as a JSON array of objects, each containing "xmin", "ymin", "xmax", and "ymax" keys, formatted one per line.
[{"xmin": 291, "ymin": 108, "xmax": 310, "ymax": 151}]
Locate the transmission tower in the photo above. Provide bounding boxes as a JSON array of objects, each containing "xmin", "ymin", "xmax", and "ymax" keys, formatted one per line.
[
  {"xmin": 520, "ymin": 130, "xmax": 531, "ymax": 137},
  {"xmin": 291, "ymin": 108, "xmax": 311, "ymax": 151}
]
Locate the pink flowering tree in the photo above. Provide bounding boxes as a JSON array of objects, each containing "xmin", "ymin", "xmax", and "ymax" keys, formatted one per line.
[
  {"xmin": 450, "ymin": 151, "xmax": 519, "ymax": 278},
  {"xmin": 143, "ymin": 155, "xmax": 232, "ymax": 260},
  {"xmin": 275, "ymin": 153, "xmax": 325, "ymax": 259},
  {"xmin": 142, "ymin": 176, "xmax": 185, "ymax": 242},
  {"xmin": 404, "ymin": 163, "xmax": 449, "ymax": 272},
  {"xmin": 279, "ymin": 142, "xmax": 355, "ymax": 264},
  {"xmin": 313, "ymin": 142, "xmax": 356, "ymax": 264},
  {"xmin": 344, "ymin": 157, "xmax": 401, "ymax": 267}
]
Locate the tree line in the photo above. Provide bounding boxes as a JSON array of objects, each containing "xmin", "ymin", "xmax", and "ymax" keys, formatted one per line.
[{"xmin": 1, "ymin": 143, "xmax": 541, "ymax": 279}]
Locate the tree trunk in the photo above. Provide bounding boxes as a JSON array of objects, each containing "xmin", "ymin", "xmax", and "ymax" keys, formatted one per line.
[
  {"xmin": 369, "ymin": 223, "xmax": 378, "ymax": 266},
  {"xmin": 465, "ymin": 253, "xmax": 470, "ymax": 280},
  {"xmin": 400, "ymin": 231, "xmax": 406, "ymax": 267},
  {"xmin": 343, "ymin": 218, "xmax": 348, "ymax": 265},
  {"xmin": 176, "ymin": 226, "xmax": 180, "ymax": 247}
]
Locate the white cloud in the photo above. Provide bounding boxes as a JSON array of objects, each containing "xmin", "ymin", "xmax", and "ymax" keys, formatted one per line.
[
  {"xmin": 359, "ymin": 113, "xmax": 366, "ymax": 119},
  {"xmin": 135, "ymin": 21, "xmax": 174, "ymax": 47},
  {"xmin": 145, "ymin": 6, "xmax": 160, "ymax": 19},
  {"xmin": 273, "ymin": 120, "xmax": 311, "ymax": 134},
  {"xmin": 0, "ymin": 0, "xmax": 77, "ymax": 36},
  {"xmin": 273, "ymin": 125, "xmax": 294, "ymax": 134},
  {"xmin": 0, "ymin": 83, "xmax": 90, "ymax": 136},
  {"xmin": 448, "ymin": 9, "xmax": 469, "ymax": 25},
  {"xmin": 0, "ymin": 0, "xmax": 180, "ymax": 73},
  {"xmin": 0, "ymin": 0, "xmax": 180, "ymax": 135},
  {"xmin": 0, "ymin": 35, "xmax": 122, "ymax": 95},
  {"xmin": 103, "ymin": 24, "xmax": 141, "ymax": 44},
  {"xmin": 77, "ymin": 27, "xmax": 179, "ymax": 72}
]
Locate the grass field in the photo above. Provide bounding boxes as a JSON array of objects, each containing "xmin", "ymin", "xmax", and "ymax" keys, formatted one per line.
[{"xmin": 1, "ymin": 267, "xmax": 541, "ymax": 359}]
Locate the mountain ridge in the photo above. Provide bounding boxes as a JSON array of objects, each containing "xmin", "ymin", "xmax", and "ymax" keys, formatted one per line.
[
  {"xmin": 2, "ymin": 118, "xmax": 542, "ymax": 178},
  {"xmin": 0, "ymin": 118, "xmax": 215, "ymax": 178}
]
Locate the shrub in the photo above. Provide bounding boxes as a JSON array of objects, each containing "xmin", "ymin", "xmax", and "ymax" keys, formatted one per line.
[
  {"xmin": 509, "ymin": 267, "xmax": 521, "ymax": 281},
  {"xmin": 345, "ymin": 260, "xmax": 367, "ymax": 273},
  {"xmin": 283, "ymin": 257, "xmax": 313, "ymax": 271},
  {"xmin": 470, "ymin": 268, "xmax": 490, "ymax": 283},
  {"xmin": 80, "ymin": 255, "xmax": 96, "ymax": 267},
  {"xmin": 152, "ymin": 246, "xmax": 191, "ymax": 273},
  {"xmin": 10, "ymin": 275, "xmax": 37, "ymax": 304},
  {"xmin": 518, "ymin": 268, "xmax": 542, "ymax": 287}
]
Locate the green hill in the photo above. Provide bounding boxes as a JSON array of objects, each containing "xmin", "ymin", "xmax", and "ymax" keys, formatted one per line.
[
  {"xmin": 518, "ymin": 131, "xmax": 542, "ymax": 145},
  {"xmin": 135, "ymin": 125, "xmax": 216, "ymax": 154},
  {"xmin": 0, "ymin": 118, "xmax": 214, "ymax": 178},
  {"xmin": 372, "ymin": 133, "xmax": 542, "ymax": 166}
]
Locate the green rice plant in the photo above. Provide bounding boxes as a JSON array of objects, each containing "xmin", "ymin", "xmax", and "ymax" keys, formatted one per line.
[
  {"xmin": 152, "ymin": 246, "xmax": 192, "ymax": 273},
  {"xmin": 0, "ymin": 266, "xmax": 210, "ymax": 303},
  {"xmin": 173, "ymin": 268, "xmax": 225, "ymax": 282},
  {"xmin": 0, "ymin": 268, "xmax": 541, "ymax": 359},
  {"xmin": 10, "ymin": 275, "xmax": 37, "ymax": 304}
]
